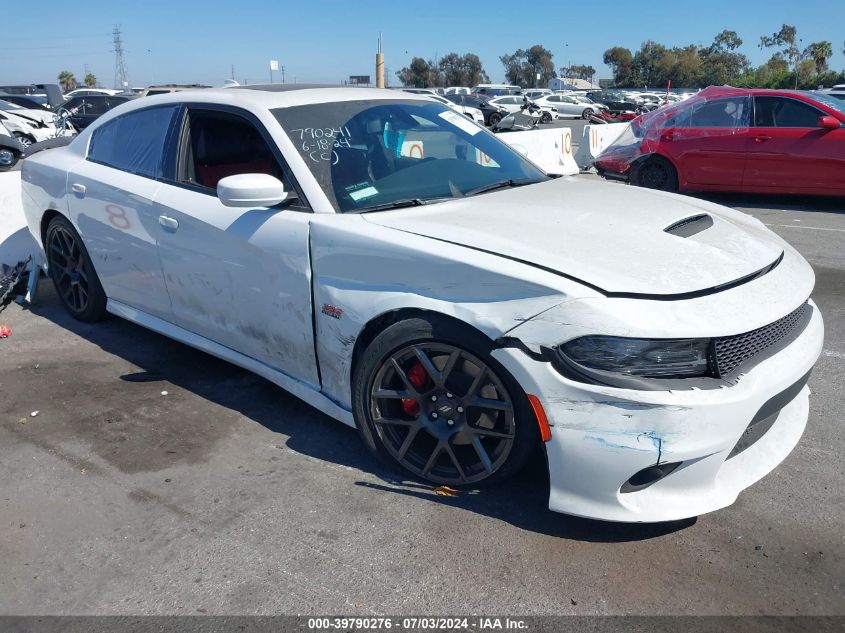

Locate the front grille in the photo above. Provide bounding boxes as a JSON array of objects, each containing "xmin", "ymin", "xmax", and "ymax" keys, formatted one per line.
[{"xmin": 713, "ymin": 302, "xmax": 812, "ymax": 377}]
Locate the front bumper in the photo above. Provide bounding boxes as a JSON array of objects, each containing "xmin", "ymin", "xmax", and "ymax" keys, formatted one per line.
[{"xmin": 491, "ymin": 302, "xmax": 823, "ymax": 523}]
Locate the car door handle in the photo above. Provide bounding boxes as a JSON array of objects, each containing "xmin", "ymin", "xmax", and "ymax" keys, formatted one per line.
[
  {"xmin": 71, "ymin": 183, "xmax": 86, "ymax": 196},
  {"xmin": 158, "ymin": 215, "xmax": 179, "ymax": 232},
  {"xmin": 754, "ymin": 134, "xmax": 772, "ymax": 143}
]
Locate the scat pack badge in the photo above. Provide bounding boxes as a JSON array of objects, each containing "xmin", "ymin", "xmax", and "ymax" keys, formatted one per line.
[{"xmin": 321, "ymin": 304, "xmax": 343, "ymax": 320}]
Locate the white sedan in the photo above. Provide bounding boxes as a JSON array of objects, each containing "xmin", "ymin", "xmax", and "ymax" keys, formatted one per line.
[
  {"xmin": 534, "ymin": 94, "xmax": 606, "ymax": 119},
  {"xmin": 20, "ymin": 87, "xmax": 823, "ymax": 522}
]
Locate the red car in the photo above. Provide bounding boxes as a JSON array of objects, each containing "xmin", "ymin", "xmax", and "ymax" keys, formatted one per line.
[{"xmin": 595, "ymin": 86, "xmax": 845, "ymax": 195}]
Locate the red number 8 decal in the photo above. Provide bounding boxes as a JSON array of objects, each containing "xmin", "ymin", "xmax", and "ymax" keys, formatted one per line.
[{"xmin": 105, "ymin": 204, "xmax": 131, "ymax": 230}]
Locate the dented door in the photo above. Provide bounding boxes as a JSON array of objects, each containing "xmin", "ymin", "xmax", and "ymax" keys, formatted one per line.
[{"xmin": 153, "ymin": 184, "xmax": 318, "ymax": 387}]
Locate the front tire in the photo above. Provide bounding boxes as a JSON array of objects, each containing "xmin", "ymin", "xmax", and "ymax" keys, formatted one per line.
[
  {"xmin": 581, "ymin": 108, "xmax": 594, "ymax": 119},
  {"xmin": 540, "ymin": 111, "xmax": 552, "ymax": 124},
  {"xmin": 487, "ymin": 112, "xmax": 502, "ymax": 127},
  {"xmin": 631, "ymin": 156, "xmax": 678, "ymax": 192},
  {"xmin": 13, "ymin": 133, "xmax": 33, "ymax": 148},
  {"xmin": 45, "ymin": 215, "xmax": 108, "ymax": 322},
  {"xmin": 352, "ymin": 316, "xmax": 539, "ymax": 486}
]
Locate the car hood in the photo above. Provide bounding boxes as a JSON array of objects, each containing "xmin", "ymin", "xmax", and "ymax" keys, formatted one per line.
[
  {"xmin": 3, "ymin": 109, "xmax": 54, "ymax": 126},
  {"xmin": 362, "ymin": 178, "xmax": 784, "ymax": 297}
]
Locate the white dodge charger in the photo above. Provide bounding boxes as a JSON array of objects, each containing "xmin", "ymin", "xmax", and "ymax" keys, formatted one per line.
[{"xmin": 20, "ymin": 86, "xmax": 823, "ymax": 522}]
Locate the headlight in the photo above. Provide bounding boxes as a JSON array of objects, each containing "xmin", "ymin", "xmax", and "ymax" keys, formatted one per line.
[{"xmin": 557, "ymin": 336, "xmax": 710, "ymax": 378}]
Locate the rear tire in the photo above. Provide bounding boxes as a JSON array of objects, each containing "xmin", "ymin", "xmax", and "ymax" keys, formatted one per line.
[
  {"xmin": 45, "ymin": 215, "xmax": 108, "ymax": 322},
  {"xmin": 540, "ymin": 111, "xmax": 552, "ymax": 124},
  {"xmin": 352, "ymin": 316, "xmax": 540, "ymax": 486},
  {"xmin": 631, "ymin": 156, "xmax": 678, "ymax": 192}
]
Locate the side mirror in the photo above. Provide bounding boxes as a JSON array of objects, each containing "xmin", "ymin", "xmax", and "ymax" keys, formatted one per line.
[
  {"xmin": 217, "ymin": 173, "xmax": 290, "ymax": 208},
  {"xmin": 819, "ymin": 115, "xmax": 841, "ymax": 130}
]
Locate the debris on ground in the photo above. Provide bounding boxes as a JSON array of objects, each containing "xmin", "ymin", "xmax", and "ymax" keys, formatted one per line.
[
  {"xmin": 0, "ymin": 258, "xmax": 31, "ymax": 314},
  {"xmin": 434, "ymin": 485, "xmax": 459, "ymax": 497},
  {"xmin": 30, "ymin": 411, "xmax": 38, "ymax": 417},
  {"xmin": 0, "ymin": 323, "xmax": 9, "ymax": 338}
]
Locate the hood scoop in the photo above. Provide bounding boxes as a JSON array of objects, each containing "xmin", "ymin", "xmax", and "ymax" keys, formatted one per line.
[{"xmin": 664, "ymin": 214, "xmax": 714, "ymax": 238}]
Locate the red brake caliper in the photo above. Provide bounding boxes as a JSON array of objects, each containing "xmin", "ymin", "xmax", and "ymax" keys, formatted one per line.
[{"xmin": 401, "ymin": 360, "xmax": 429, "ymax": 417}]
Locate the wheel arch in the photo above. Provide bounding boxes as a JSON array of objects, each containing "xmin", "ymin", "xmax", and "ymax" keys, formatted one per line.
[
  {"xmin": 40, "ymin": 208, "xmax": 65, "ymax": 248},
  {"xmin": 630, "ymin": 151, "xmax": 681, "ymax": 189},
  {"xmin": 350, "ymin": 308, "xmax": 496, "ymax": 389}
]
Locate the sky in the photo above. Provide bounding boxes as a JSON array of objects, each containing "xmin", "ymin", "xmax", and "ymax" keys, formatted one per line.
[{"xmin": 2, "ymin": 0, "xmax": 844, "ymax": 89}]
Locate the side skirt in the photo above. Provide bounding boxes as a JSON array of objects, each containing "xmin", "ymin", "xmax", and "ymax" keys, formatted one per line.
[{"xmin": 106, "ymin": 299, "xmax": 356, "ymax": 428}]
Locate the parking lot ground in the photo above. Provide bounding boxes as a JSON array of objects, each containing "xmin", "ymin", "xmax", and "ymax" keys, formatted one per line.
[{"xmin": 0, "ymin": 182, "xmax": 843, "ymax": 616}]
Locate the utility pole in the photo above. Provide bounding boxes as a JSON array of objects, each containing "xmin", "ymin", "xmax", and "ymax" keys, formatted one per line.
[
  {"xmin": 231, "ymin": 64, "xmax": 236, "ymax": 81},
  {"xmin": 112, "ymin": 25, "xmax": 129, "ymax": 91},
  {"xmin": 281, "ymin": 66, "xmax": 286, "ymax": 83}
]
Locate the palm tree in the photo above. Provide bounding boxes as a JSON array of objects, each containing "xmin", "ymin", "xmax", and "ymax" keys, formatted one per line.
[
  {"xmin": 58, "ymin": 71, "xmax": 77, "ymax": 92},
  {"xmin": 806, "ymin": 41, "xmax": 833, "ymax": 74},
  {"xmin": 84, "ymin": 73, "xmax": 97, "ymax": 88}
]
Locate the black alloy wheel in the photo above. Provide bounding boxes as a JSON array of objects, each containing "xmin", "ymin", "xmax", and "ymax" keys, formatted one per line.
[
  {"xmin": 46, "ymin": 216, "xmax": 107, "ymax": 321},
  {"xmin": 353, "ymin": 317, "xmax": 539, "ymax": 487}
]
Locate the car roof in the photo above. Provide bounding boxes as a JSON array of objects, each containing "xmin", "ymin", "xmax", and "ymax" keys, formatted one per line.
[
  {"xmin": 696, "ymin": 85, "xmax": 829, "ymax": 99},
  {"xmin": 62, "ymin": 86, "xmax": 436, "ymax": 156}
]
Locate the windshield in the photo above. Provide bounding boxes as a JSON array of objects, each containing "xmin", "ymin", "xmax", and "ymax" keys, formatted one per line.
[
  {"xmin": 811, "ymin": 91, "xmax": 845, "ymax": 115},
  {"xmin": 0, "ymin": 100, "xmax": 23, "ymax": 111},
  {"xmin": 274, "ymin": 100, "xmax": 547, "ymax": 213}
]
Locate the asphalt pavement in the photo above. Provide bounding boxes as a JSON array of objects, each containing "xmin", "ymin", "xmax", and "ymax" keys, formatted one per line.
[{"xmin": 0, "ymin": 178, "xmax": 842, "ymax": 616}]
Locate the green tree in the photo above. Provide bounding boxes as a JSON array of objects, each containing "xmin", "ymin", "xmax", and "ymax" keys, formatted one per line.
[
  {"xmin": 698, "ymin": 30, "xmax": 749, "ymax": 87},
  {"xmin": 396, "ymin": 57, "xmax": 439, "ymax": 88},
  {"xmin": 603, "ymin": 47, "xmax": 635, "ymax": 86},
  {"xmin": 500, "ymin": 45, "xmax": 555, "ymax": 88},
  {"xmin": 672, "ymin": 45, "xmax": 703, "ymax": 87},
  {"xmin": 437, "ymin": 52, "xmax": 489, "ymax": 87},
  {"xmin": 58, "ymin": 70, "xmax": 77, "ymax": 92},
  {"xmin": 759, "ymin": 24, "xmax": 803, "ymax": 88},
  {"xmin": 804, "ymin": 41, "xmax": 833, "ymax": 73},
  {"xmin": 84, "ymin": 73, "xmax": 97, "ymax": 88},
  {"xmin": 632, "ymin": 41, "xmax": 668, "ymax": 87}
]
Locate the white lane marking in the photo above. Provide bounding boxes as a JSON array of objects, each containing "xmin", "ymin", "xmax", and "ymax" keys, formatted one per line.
[
  {"xmin": 764, "ymin": 223, "xmax": 845, "ymax": 233},
  {"xmin": 822, "ymin": 350, "xmax": 845, "ymax": 360}
]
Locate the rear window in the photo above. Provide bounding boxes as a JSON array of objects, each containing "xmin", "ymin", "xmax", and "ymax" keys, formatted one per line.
[{"xmin": 88, "ymin": 105, "xmax": 179, "ymax": 178}]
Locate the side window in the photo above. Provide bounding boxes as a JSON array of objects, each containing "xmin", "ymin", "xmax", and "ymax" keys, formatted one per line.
[
  {"xmin": 82, "ymin": 98, "xmax": 109, "ymax": 116},
  {"xmin": 754, "ymin": 97, "xmax": 824, "ymax": 127},
  {"xmin": 179, "ymin": 108, "xmax": 287, "ymax": 192},
  {"xmin": 669, "ymin": 97, "xmax": 749, "ymax": 128},
  {"xmin": 88, "ymin": 105, "xmax": 179, "ymax": 178}
]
